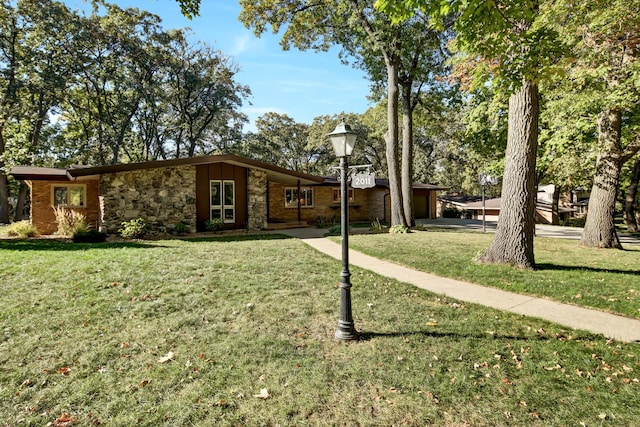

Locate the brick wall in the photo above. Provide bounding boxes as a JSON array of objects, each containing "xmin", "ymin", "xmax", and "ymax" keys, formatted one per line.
[
  {"xmin": 268, "ymin": 182, "xmax": 387, "ymax": 225},
  {"xmin": 29, "ymin": 179, "xmax": 100, "ymax": 235},
  {"xmin": 100, "ymin": 165, "xmax": 197, "ymax": 234}
]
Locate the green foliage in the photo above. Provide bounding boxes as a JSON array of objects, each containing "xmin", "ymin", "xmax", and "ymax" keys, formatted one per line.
[
  {"xmin": 369, "ymin": 218, "xmax": 384, "ymax": 234},
  {"xmin": 72, "ymin": 228, "xmax": 107, "ymax": 243},
  {"xmin": 173, "ymin": 222, "xmax": 190, "ymax": 235},
  {"xmin": 314, "ymin": 215, "xmax": 336, "ymax": 228},
  {"xmin": 119, "ymin": 218, "xmax": 148, "ymax": 239},
  {"xmin": 173, "ymin": 0, "xmax": 200, "ymax": 19},
  {"xmin": 204, "ymin": 218, "xmax": 225, "ymax": 232},
  {"xmin": 564, "ymin": 217, "xmax": 587, "ymax": 228},
  {"xmin": 2, "ymin": 221, "xmax": 39, "ymax": 238},
  {"xmin": 389, "ymin": 224, "xmax": 410, "ymax": 234},
  {"xmin": 53, "ymin": 207, "xmax": 87, "ymax": 237},
  {"xmin": 326, "ymin": 224, "xmax": 343, "ymax": 236},
  {"xmin": 2, "ymin": 236, "xmax": 640, "ymax": 425}
]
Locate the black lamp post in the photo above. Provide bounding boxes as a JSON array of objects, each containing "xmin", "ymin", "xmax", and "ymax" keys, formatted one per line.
[{"xmin": 327, "ymin": 119, "xmax": 358, "ymax": 340}]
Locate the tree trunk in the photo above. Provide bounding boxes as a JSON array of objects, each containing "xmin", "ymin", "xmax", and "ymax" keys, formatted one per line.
[
  {"xmin": 478, "ymin": 80, "xmax": 539, "ymax": 269},
  {"xmin": 385, "ymin": 59, "xmax": 407, "ymax": 227},
  {"xmin": 581, "ymin": 108, "xmax": 623, "ymax": 249},
  {"xmin": 14, "ymin": 181, "xmax": 28, "ymax": 221},
  {"xmin": 0, "ymin": 171, "xmax": 9, "ymax": 224},
  {"xmin": 624, "ymin": 158, "xmax": 640, "ymax": 232},
  {"xmin": 401, "ymin": 86, "xmax": 415, "ymax": 227}
]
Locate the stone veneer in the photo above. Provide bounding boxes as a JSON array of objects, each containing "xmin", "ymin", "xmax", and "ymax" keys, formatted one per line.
[
  {"xmin": 100, "ymin": 165, "xmax": 197, "ymax": 234},
  {"xmin": 247, "ymin": 169, "xmax": 268, "ymax": 230}
]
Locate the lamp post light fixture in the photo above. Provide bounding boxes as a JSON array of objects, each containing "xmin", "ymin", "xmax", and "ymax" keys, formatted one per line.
[
  {"xmin": 478, "ymin": 173, "xmax": 499, "ymax": 233},
  {"xmin": 327, "ymin": 119, "xmax": 358, "ymax": 340}
]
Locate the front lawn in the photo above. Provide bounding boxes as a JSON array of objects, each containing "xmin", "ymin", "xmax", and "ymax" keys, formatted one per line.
[
  {"xmin": 1, "ymin": 236, "xmax": 639, "ymax": 426},
  {"xmin": 346, "ymin": 231, "xmax": 640, "ymax": 319}
]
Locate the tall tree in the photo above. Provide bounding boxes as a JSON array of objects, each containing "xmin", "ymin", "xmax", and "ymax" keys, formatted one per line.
[
  {"xmin": 553, "ymin": 0, "xmax": 640, "ymax": 248},
  {"xmin": 0, "ymin": 0, "xmax": 76, "ymax": 223},
  {"xmin": 624, "ymin": 158, "xmax": 640, "ymax": 232},
  {"xmin": 238, "ymin": 0, "xmax": 410, "ymax": 226},
  {"xmin": 242, "ymin": 112, "xmax": 316, "ymax": 172},
  {"xmin": 355, "ymin": 12, "xmax": 452, "ymax": 226},
  {"xmin": 62, "ymin": 3, "xmax": 168, "ymax": 165},
  {"xmin": 380, "ymin": 0, "xmax": 562, "ymax": 268},
  {"xmin": 165, "ymin": 37, "xmax": 249, "ymax": 158}
]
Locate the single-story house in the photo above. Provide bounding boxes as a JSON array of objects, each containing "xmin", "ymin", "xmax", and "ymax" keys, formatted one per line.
[
  {"xmin": 10, "ymin": 154, "xmax": 448, "ymax": 235},
  {"xmin": 440, "ymin": 186, "xmax": 575, "ymax": 225}
]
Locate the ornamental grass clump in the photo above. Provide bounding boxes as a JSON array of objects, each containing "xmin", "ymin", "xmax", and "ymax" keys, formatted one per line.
[
  {"xmin": 53, "ymin": 206, "xmax": 87, "ymax": 236},
  {"xmin": 2, "ymin": 220, "xmax": 39, "ymax": 238}
]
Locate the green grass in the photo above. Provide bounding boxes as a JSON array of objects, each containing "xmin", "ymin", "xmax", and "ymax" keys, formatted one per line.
[
  {"xmin": 1, "ymin": 235, "xmax": 639, "ymax": 426},
  {"xmin": 345, "ymin": 230, "xmax": 640, "ymax": 319}
]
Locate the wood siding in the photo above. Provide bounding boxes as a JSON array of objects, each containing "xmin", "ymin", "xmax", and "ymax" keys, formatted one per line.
[{"xmin": 196, "ymin": 163, "xmax": 248, "ymax": 230}]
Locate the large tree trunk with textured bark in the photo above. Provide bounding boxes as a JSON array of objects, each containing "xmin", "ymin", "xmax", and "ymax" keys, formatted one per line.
[
  {"xmin": 624, "ymin": 158, "xmax": 640, "ymax": 232},
  {"xmin": 14, "ymin": 181, "xmax": 28, "ymax": 221},
  {"xmin": 401, "ymin": 85, "xmax": 414, "ymax": 227},
  {"xmin": 0, "ymin": 171, "xmax": 9, "ymax": 224},
  {"xmin": 385, "ymin": 59, "xmax": 407, "ymax": 227},
  {"xmin": 581, "ymin": 108, "xmax": 624, "ymax": 249},
  {"xmin": 478, "ymin": 80, "xmax": 539, "ymax": 269}
]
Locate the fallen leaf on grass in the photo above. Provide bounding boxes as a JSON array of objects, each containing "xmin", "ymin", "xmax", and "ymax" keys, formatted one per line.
[
  {"xmin": 47, "ymin": 413, "xmax": 75, "ymax": 427},
  {"xmin": 57, "ymin": 367, "xmax": 71, "ymax": 376},
  {"xmin": 157, "ymin": 351, "xmax": 175, "ymax": 364},
  {"xmin": 254, "ymin": 388, "xmax": 271, "ymax": 399}
]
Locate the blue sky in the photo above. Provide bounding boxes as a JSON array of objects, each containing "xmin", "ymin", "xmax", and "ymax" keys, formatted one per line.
[{"xmin": 68, "ymin": 0, "xmax": 373, "ymax": 130}]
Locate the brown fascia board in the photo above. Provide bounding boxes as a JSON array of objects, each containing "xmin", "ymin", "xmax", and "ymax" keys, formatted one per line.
[
  {"xmin": 9, "ymin": 166, "xmax": 70, "ymax": 181},
  {"xmin": 65, "ymin": 154, "xmax": 324, "ymax": 185},
  {"xmin": 315, "ymin": 176, "xmax": 449, "ymax": 190}
]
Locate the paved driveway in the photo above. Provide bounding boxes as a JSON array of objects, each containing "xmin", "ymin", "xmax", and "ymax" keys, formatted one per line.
[{"xmin": 416, "ymin": 218, "xmax": 640, "ymax": 247}]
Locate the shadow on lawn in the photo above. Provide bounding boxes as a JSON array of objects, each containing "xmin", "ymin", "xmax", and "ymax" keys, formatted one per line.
[
  {"xmin": 357, "ymin": 329, "xmax": 604, "ymax": 342},
  {"xmin": 0, "ymin": 239, "xmax": 160, "ymax": 251},
  {"xmin": 178, "ymin": 233, "xmax": 293, "ymax": 243},
  {"xmin": 0, "ymin": 233, "xmax": 294, "ymax": 251},
  {"xmin": 536, "ymin": 263, "xmax": 640, "ymax": 276}
]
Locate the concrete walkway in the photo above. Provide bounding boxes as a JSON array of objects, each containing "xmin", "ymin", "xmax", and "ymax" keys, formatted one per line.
[{"xmin": 278, "ymin": 228, "xmax": 640, "ymax": 343}]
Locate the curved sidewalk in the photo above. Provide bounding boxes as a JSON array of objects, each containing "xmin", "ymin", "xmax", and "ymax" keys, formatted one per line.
[{"xmin": 280, "ymin": 228, "xmax": 640, "ymax": 343}]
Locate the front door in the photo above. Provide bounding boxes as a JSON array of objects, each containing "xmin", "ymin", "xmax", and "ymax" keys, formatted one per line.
[{"xmin": 210, "ymin": 180, "xmax": 235, "ymax": 223}]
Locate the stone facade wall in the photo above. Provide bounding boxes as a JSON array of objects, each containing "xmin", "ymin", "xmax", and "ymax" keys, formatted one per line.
[
  {"xmin": 100, "ymin": 165, "xmax": 197, "ymax": 234},
  {"xmin": 268, "ymin": 182, "xmax": 385, "ymax": 224},
  {"xmin": 247, "ymin": 169, "xmax": 268, "ymax": 230},
  {"xmin": 29, "ymin": 179, "xmax": 100, "ymax": 235}
]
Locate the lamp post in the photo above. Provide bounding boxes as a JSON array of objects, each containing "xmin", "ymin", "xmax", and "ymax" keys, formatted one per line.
[
  {"xmin": 327, "ymin": 119, "xmax": 358, "ymax": 340},
  {"xmin": 479, "ymin": 173, "xmax": 498, "ymax": 233}
]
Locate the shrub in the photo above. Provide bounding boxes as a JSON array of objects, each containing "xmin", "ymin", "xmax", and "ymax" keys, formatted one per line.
[
  {"xmin": 173, "ymin": 222, "xmax": 190, "ymax": 235},
  {"xmin": 389, "ymin": 224, "xmax": 411, "ymax": 234},
  {"xmin": 327, "ymin": 224, "xmax": 352, "ymax": 236},
  {"xmin": 564, "ymin": 217, "xmax": 587, "ymax": 228},
  {"xmin": 53, "ymin": 207, "xmax": 87, "ymax": 236},
  {"xmin": 315, "ymin": 215, "xmax": 337, "ymax": 228},
  {"xmin": 119, "ymin": 218, "xmax": 148, "ymax": 239},
  {"xmin": 204, "ymin": 218, "xmax": 225, "ymax": 232},
  {"xmin": 72, "ymin": 228, "xmax": 107, "ymax": 243},
  {"xmin": 3, "ymin": 221, "xmax": 39, "ymax": 238},
  {"xmin": 369, "ymin": 218, "xmax": 384, "ymax": 234},
  {"xmin": 442, "ymin": 208, "xmax": 460, "ymax": 218}
]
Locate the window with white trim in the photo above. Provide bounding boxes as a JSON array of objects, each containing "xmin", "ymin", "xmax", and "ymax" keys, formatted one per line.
[
  {"xmin": 52, "ymin": 185, "xmax": 86, "ymax": 208},
  {"xmin": 210, "ymin": 180, "xmax": 235, "ymax": 223},
  {"xmin": 285, "ymin": 187, "xmax": 314, "ymax": 208}
]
